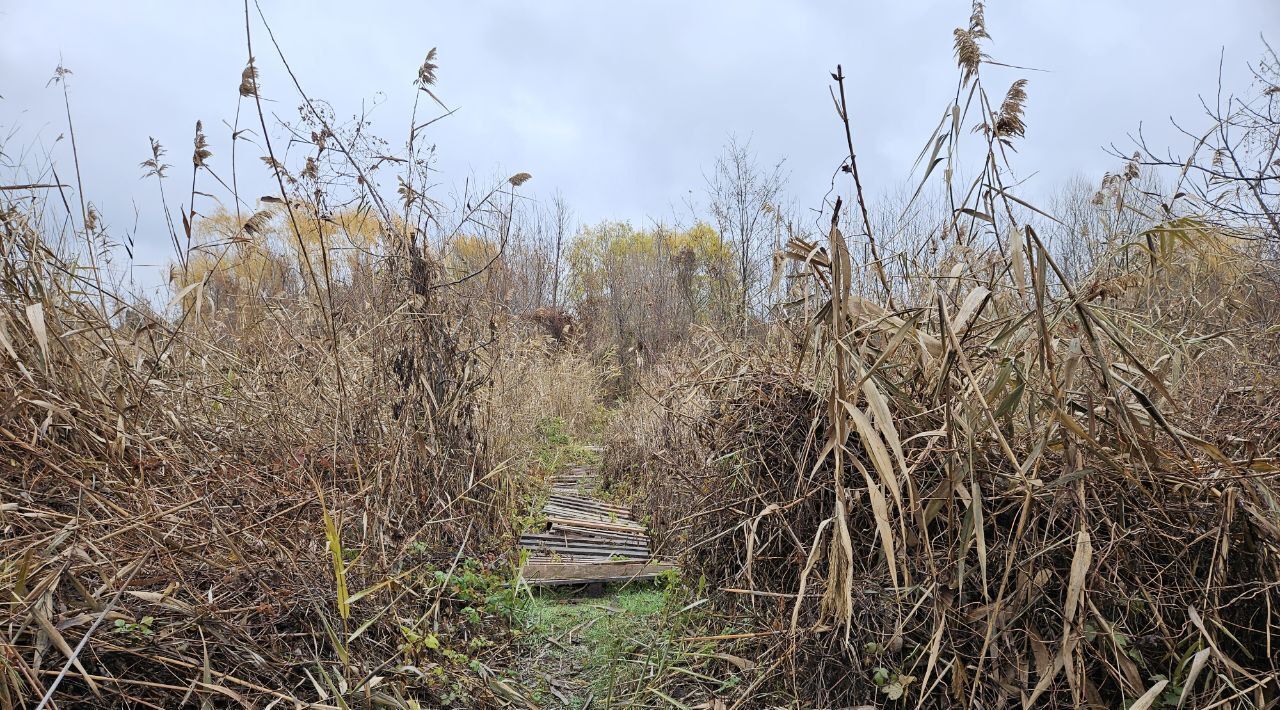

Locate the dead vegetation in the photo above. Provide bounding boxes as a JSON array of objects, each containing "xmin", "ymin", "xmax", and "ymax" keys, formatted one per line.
[
  {"xmin": 0, "ymin": 152, "xmax": 537, "ymax": 708},
  {"xmin": 2, "ymin": 3, "xmax": 1279, "ymax": 709},
  {"xmin": 0, "ymin": 14, "xmax": 550, "ymax": 705},
  {"xmin": 604, "ymin": 10, "xmax": 1280, "ymax": 708}
]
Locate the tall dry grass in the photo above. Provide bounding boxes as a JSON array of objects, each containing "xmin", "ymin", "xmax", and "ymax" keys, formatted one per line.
[
  {"xmin": 0, "ymin": 21, "xmax": 543, "ymax": 707},
  {"xmin": 604, "ymin": 8, "xmax": 1280, "ymax": 707},
  {"xmin": 0, "ymin": 181, "xmax": 532, "ymax": 709},
  {"xmin": 482, "ymin": 335, "xmax": 609, "ymax": 466}
]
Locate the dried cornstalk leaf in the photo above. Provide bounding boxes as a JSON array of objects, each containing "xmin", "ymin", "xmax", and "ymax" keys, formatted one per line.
[
  {"xmin": 1176, "ymin": 647, "xmax": 1212, "ymax": 708},
  {"xmin": 1063, "ymin": 528, "xmax": 1092, "ymax": 630},
  {"xmin": 1127, "ymin": 679, "xmax": 1169, "ymax": 710},
  {"xmin": 790, "ymin": 518, "xmax": 833, "ymax": 633},
  {"xmin": 25, "ymin": 303, "xmax": 49, "ymax": 364},
  {"xmin": 844, "ymin": 401, "xmax": 903, "ymax": 511},
  {"xmin": 855, "ymin": 458, "xmax": 900, "ymax": 589}
]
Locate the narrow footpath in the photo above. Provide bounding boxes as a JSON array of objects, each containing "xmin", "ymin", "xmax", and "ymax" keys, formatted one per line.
[{"xmin": 512, "ymin": 462, "xmax": 684, "ymax": 708}]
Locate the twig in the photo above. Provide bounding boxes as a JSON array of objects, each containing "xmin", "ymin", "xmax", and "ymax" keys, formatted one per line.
[{"xmin": 35, "ymin": 556, "xmax": 147, "ymax": 710}]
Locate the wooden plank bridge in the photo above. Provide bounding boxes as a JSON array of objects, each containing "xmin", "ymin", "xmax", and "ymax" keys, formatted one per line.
[{"xmin": 519, "ymin": 465, "xmax": 675, "ymax": 586}]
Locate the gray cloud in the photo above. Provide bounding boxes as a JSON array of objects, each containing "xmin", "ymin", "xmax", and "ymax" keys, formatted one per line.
[{"xmin": 2, "ymin": 0, "xmax": 1275, "ymax": 291}]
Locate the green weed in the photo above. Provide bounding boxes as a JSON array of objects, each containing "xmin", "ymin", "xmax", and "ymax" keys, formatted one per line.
[{"xmin": 511, "ymin": 573, "xmax": 725, "ymax": 708}]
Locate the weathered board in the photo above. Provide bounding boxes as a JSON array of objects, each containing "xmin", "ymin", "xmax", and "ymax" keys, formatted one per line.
[{"xmin": 522, "ymin": 559, "xmax": 678, "ymax": 586}]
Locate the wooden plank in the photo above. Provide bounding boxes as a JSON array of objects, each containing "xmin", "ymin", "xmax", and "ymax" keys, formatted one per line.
[
  {"xmin": 528, "ymin": 552, "xmax": 649, "ymax": 562},
  {"xmin": 527, "ymin": 547, "xmax": 649, "ymax": 557},
  {"xmin": 547, "ymin": 516, "xmax": 644, "ymax": 534},
  {"xmin": 545, "ymin": 508, "xmax": 640, "ymax": 525},
  {"xmin": 542, "ymin": 512, "xmax": 632, "ymax": 525},
  {"xmin": 524, "ymin": 571, "xmax": 676, "ymax": 585},
  {"xmin": 523, "ymin": 547, "xmax": 650, "ymax": 561},
  {"xmin": 526, "ymin": 548, "xmax": 649, "ymax": 558},
  {"xmin": 543, "ymin": 500, "xmax": 631, "ymax": 518},
  {"xmin": 525, "ymin": 546, "xmax": 650, "ymax": 557},
  {"xmin": 520, "ymin": 533, "xmax": 649, "ymax": 549},
  {"xmin": 544, "ymin": 510, "xmax": 640, "ymax": 525},
  {"xmin": 525, "ymin": 560, "xmax": 674, "ymax": 574},
  {"xmin": 520, "ymin": 536, "xmax": 650, "ymax": 553},
  {"xmin": 545, "ymin": 497, "xmax": 631, "ymax": 517},
  {"xmin": 522, "ymin": 530, "xmax": 647, "ymax": 542},
  {"xmin": 523, "ymin": 560, "xmax": 677, "ymax": 585},
  {"xmin": 543, "ymin": 507, "xmax": 637, "ymax": 526},
  {"xmin": 547, "ymin": 494, "xmax": 632, "ymax": 515},
  {"xmin": 526, "ymin": 525, "xmax": 648, "ymax": 543},
  {"xmin": 542, "ymin": 526, "xmax": 650, "ymax": 544},
  {"xmin": 520, "ymin": 543, "xmax": 650, "ymax": 558},
  {"xmin": 518, "ymin": 539, "xmax": 648, "ymax": 553}
]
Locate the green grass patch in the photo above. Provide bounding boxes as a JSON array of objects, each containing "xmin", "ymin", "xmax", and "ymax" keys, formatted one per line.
[
  {"xmin": 510, "ymin": 572, "xmax": 728, "ymax": 708},
  {"xmin": 533, "ymin": 416, "xmax": 602, "ymax": 474},
  {"xmin": 515, "ymin": 583, "xmax": 667, "ymax": 708},
  {"xmin": 511, "ymin": 416, "xmax": 604, "ymax": 536}
]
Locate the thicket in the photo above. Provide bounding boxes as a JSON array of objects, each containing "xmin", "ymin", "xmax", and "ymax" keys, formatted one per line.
[
  {"xmin": 602, "ymin": 12, "xmax": 1280, "ymax": 709},
  {"xmin": 2, "ymin": 3, "xmax": 1278, "ymax": 708}
]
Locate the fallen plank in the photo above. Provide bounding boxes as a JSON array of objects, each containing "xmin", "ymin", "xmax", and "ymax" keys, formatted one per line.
[
  {"xmin": 543, "ymin": 498, "xmax": 631, "ymax": 516},
  {"xmin": 520, "ymin": 542, "xmax": 648, "ymax": 555},
  {"xmin": 520, "ymin": 536, "xmax": 650, "ymax": 555},
  {"xmin": 520, "ymin": 544, "xmax": 650, "ymax": 559},
  {"xmin": 527, "ymin": 552, "xmax": 649, "ymax": 562},
  {"xmin": 523, "ymin": 559, "xmax": 677, "ymax": 586},
  {"xmin": 542, "ymin": 525, "xmax": 650, "ymax": 544},
  {"xmin": 545, "ymin": 498, "xmax": 632, "ymax": 518},
  {"xmin": 543, "ymin": 507, "xmax": 637, "ymax": 526},
  {"xmin": 547, "ymin": 493, "xmax": 632, "ymax": 514},
  {"xmin": 520, "ymin": 533, "xmax": 649, "ymax": 550},
  {"xmin": 547, "ymin": 516, "xmax": 644, "ymax": 534}
]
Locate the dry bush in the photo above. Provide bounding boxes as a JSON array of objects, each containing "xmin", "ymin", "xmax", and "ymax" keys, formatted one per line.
[
  {"xmin": 0, "ymin": 40, "xmax": 536, "ymax": 708},
  {"xmin": 0, "ymin": 191, "xmax": 525, "ymax": 707},
  {"xmin": 623, "ymin": 229, "xmax": 1280, "ymax": 708},
  {"xmin": 480, "ymin": 333, "xmax": 609, "ymax": 473},
  {"xmin": 607, "ymin": 12, "xmax": 1280, "ymax": 708}
]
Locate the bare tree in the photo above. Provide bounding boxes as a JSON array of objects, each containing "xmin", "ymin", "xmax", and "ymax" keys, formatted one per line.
[
  {"xmin": 1114, "ymin": 44, "xmax": 1280, "ymax": 270},
  {"xmin": 1042, "ymin": 172, "xmax": 1165, "ymax": 283},
  {"xmin": 707, "ymin": 136, "xmax": 786, "ymax": 332},
  {"xmin": 550, "ymin": 190, "xmax": 571, "ymax": 310}
]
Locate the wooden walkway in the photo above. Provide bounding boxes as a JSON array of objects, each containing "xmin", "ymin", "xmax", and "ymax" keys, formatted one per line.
[{"xmin": 519, "ymin": 465, "xmax": 675, "ymax": 586}]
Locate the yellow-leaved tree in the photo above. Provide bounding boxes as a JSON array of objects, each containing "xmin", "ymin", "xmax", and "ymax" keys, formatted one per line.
[
  {"xmin": 176, "ymin": 203, "xmax": 388, "ymax": 321},
  {"xmin": 566, "ymin": 221, "xmax": 736, "ymax": 391}
]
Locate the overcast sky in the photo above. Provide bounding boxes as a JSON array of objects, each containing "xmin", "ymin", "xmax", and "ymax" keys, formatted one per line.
[{"xmin": 2, "ymin": 1, "xmax": 1276, "ymax": 290}]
